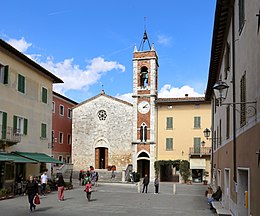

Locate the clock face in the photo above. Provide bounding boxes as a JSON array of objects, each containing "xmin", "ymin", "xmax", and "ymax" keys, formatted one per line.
[{"xmin": 138, "ymin": 101, "xmax": 150, "ymax": 114}]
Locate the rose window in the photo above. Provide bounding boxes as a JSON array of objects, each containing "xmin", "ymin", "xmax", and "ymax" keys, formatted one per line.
[{"xmin": 97, "ymin": 110, "xmax": 107, "ymax": 121}]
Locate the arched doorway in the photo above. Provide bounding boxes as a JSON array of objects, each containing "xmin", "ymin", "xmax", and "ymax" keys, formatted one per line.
[
  {"xmin": 137, "ymin": 152, "xmax": 150, "ymax": 178},
  {"xmin": 95, "ymin": 147, "xmax": 108, "ymax": 169}
]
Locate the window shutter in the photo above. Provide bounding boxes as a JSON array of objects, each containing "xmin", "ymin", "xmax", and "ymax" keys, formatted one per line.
[
  {"xmin": 2, "ymin": 112, "xmax": 7, "ymax": 139},
  {"xmin": 4, "ymin": 65, "xmax": 8, "ymax": 84},
  {"xmin": 23, "ymin": 118, "xmax": 28, "ymax": 135},
  {"xmin": 166, "ymin": 117, "xmax": 173, "ymax": 129},
  {"xmin": 13, "ymin": 115, "xmax": 17, "ymax": 133},
  {"xmin": 41, "ymin": 123, "xmax": 46, "ymax": 138},
  {"xmin": 194, "ymin": 117, "xmax": 201, "ymax": 128},
  {"xmin": 42, "ymin": 87, "xmax": 47, "ymax": 103}
]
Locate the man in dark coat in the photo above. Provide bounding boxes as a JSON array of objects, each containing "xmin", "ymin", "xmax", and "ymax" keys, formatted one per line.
[{"xmin": 142, "ymin": 174, "xmax": 149, "ymax": 193}]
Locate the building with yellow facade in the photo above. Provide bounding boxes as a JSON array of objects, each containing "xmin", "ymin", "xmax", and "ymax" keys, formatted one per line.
[{"xmin": 156, "ymin": 96, "xmax": 211, "ymax": 183}]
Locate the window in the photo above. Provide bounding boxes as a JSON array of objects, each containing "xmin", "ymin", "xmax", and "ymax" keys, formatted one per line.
[
  {"xmin": 97, "ymin": 110, "xmax": 107, "ymax": 120},
  {"xmin": 68, "ymin": 108, "xmax": 72, "ymax": 119},
  {"xmin": 166, "ymin": 117, "xmax": 173, "ymax": 129},
  {"xmin": 41, "ymin": 123, "xmax": 47, "ymax": 138},
  {"xmin": 67, "ymin": 134, "xmax": 71, "ymax": 144},
  {"xmin": 5, "ymin": 163, "xmax": 14, "ymax": 180},
  {"xmin": 52, "ymin": 102, "xmax": 55, "ymax": 113},
  {"xmin": 194, "ymin": 137, "xmax": 201, "ymax": 153},
  {"xmin": 66, "ymin": 156, "xmax": 70, "ymax": 164},
  {"xmin": 239, "ymin": 0, "xmax": 245, "ymax": 33},
  {"xmin": 224, "ymin": 43, "xmax": 230, "ymax": 79},
  {"xmin": 59, "ymin": 105, "xmax": 64, "ymax": 116},
  {"xmin": 13, "ymin": 115, "xmax": 28, "ymax": 135},
  {"xmin": 42, "ymin": 87, "xmax": 48, "ymax": 104},
  {"xmin": 0, "ymin": 64, "xmax": 8, "ymax": 84},
  {"xmin": 18, "ymin": 74, "xmax": 25, "ymax": 93},
  {"xmin": 0, "ymin": 111, "xmax": 7, "ymax": 140},
  {"xmin": 226, "ymin": 106, "xmax": 230, "ymax": 139},
  {"xmin": 59, "ymin": 132, "xmax": 63, "ymax": 144},
  {"xmin": 58, "ymin": 155, "xmax": 63, "ymax": 162},
  {"xmin": 240, "ymin": 73, "xmax": 246, "ymax": 126},
  {"xmin": 194, "ymin": 116, "xmax": 201, "ymax": 129},
  {"xmin": 140, "ymin": 122, "xmax": 147, "ymax": 142},
  {"xmin": 166, "ymin": 138, "xmax": 173, "ymax": 151}
]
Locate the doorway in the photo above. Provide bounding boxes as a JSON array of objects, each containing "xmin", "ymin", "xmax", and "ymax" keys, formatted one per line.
[
  {"xmin": 137, "ymin": 152, "xmax": 150, "ymax": 178},
  {"xmin": 192, "ymin": 169, "xmax": 203, "ymax": 183},
  {"xmin": 95, "ymin": 147, "xmax": 108, "ymax": 169},
  {"xmin": 237, "ymin": 169, "xmax": 249, "ymax": 216}
]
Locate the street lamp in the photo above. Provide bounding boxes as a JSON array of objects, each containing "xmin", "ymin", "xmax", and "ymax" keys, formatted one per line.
[
  {"xmin": 213, "ymin": 80, "xmax": 257, "ymax": 116},
  {"xmin": 213, "ymin": 80, "xmax": 229, "ymax": 105},
  {"xmin": 203, "ymin": 128, "xmax": 211, "ymax": 140},
  {"xmin": 201, "ymin": 140, "xmax": 206, "ymax": 147}
]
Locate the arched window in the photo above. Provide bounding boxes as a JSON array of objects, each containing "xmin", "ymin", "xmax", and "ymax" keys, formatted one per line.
[
  {"xmin": 140, "ymin": 122, "xmax": 147, "ymax": 142},
  {"xmin": 140, "ymin": 66, "xmax": 148, "ymax": 88}
]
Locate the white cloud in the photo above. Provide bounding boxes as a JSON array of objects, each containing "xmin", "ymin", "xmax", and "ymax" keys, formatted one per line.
[
  {"xmin": 115, "ymin": 93, "xmax": 133, "ymax": 104},
  {"xmin": 158, "ymin": 84, "xmax": 204, "ymax": 98},
  {"xmin": 7, "ymin": 37, "xmax": 32, "ymax": 52},
  {"xmin": 6, "ymin": 37, "xmax": 125, "ymax": 95},
  {"xmin": 157, "ymin": 35, "xmax": 172, "ymax": 46},
  {"xmin": 40, "ymin": 57, "xmax": 125, "ymax": 94},
  {"xmin": 115, "ymin": 84, "xmax": 204, "ymax": 104}
]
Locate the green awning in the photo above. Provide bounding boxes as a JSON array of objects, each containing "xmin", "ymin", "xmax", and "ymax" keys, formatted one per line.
[
  {"xmin": 0, "ymin": 152, "xmax": 36, "ymax": 163},
  {"xmin": 13, "ymin": 152, "xmax": 63, "ymax": 164}
]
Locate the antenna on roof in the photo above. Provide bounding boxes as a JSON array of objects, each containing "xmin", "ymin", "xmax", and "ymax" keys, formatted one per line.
[{"xmin": 138, "ymin": 17, "xmax": 151, "ymax": 51}]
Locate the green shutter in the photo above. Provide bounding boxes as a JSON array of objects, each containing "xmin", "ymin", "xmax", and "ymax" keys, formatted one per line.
[
  {"xmin": 194, "ymin": 117, "xmax": 201, "ymax": 128},
  {"xmin": 13, "ymin": 115, "xmax": 17, "ymax": 133},
  {"xmin": 4, "ymin": 66, "xmax": 8, "ymax": 84},
  {"xmin": 18, "ymin": 74, "xmax": 25, "ymax": 93},
  {"xmin": 41, "ymin": 123, "xmax": 46, "ymax": 138},
  {"xmin": 2, "ymin": 112, "xmax": 7, "ymax": 139},
  {"xmin": 23, "ymin": 118, "xmax": 28, "ymax": 135},
  {"xmin": 194, "ymin": 137, "xmax": 201, "ymax": 153},
  {"xmin": 166, "ymin": 117, "xmax": 173, "ymax": 129},
  {"xmin": 166, "ymin": 138, "xmax": 173, "ymax": 150},
  {"xmin": 42, "ymin": 87, "xmax": 47, "ymax": 103}
]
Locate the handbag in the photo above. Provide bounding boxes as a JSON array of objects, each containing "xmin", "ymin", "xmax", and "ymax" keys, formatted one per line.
[
  {"xmin": 33, "ymin": 194, "xmax": 40, "ymax": 205},
  {"xmin": 89, "ymin": 187, "xmax": 92, "ymax": 192}
]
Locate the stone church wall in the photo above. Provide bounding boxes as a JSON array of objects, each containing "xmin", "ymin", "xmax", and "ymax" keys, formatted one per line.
[{"xmin": 72, "ymin": 95, "xmax": 133, "ymax": 172}]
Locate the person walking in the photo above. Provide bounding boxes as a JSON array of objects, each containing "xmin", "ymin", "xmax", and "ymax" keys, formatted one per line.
[
  {"xmin": 25, "ymin": 175, "xmax": 38, "ymax": 212},
  {"xmin": 79, "ymin": 170, "xmax": 83, "ymax": 185},
  {"xmin": 154, "ymin": 176, "xmax": 159, "ymax": 194},
  {"xmin": 41, "ymin": 171, "xmax": 48, "ymax": 196},
  {"xmin": 85, "ymin": 180, "xmax": 92, "ymax": 201},
  {"xmin": 56, "ymin": 174, "xmax": 65, "ymax": 201},
  {"xmin": 142, "ymin": 174, "xmax": 149, "ymax": 193}
]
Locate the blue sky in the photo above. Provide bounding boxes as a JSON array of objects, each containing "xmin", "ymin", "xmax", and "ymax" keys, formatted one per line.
[{"xmin": 1, "ymin": 0, "xmax": 216, "ymax": 103}]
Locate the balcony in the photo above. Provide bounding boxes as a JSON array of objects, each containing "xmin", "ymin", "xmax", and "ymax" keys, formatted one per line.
[
  {"xmin": 189, "ymin": 147, "xmax": 211, "ymax": 157},
  {"xmin": 0, "ymin": 125, "xmax": 21, "ymax": 147}
]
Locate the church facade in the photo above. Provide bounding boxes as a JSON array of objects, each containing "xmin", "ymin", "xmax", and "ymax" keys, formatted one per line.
[{"xmin": 72, "ymin": 91, "xmax": 133, "ymax": 172}]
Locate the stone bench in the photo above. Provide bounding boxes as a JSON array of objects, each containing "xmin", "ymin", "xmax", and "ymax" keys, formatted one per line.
[{"xmin": 211, "ymin": 201, "xmax": 232, "ymax": 216}]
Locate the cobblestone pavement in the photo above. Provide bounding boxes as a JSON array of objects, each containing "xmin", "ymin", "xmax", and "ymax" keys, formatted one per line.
[{"xmin": 0, "ymin": 181, "xmax": 214, "ymax": 216}]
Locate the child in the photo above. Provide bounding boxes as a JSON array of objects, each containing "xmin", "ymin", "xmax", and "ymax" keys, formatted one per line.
[{"xmin": 85, "ymin": 180, "xmax": 92, "ymax": 201}]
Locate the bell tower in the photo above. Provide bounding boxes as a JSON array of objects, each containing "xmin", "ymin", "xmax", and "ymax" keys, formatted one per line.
[{"xmin": 132, "ymin": 30, "xmax": 158, "ymax": 181}]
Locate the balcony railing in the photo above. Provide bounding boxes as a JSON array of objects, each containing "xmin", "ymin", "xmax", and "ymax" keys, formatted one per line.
[
  {"xmin": 189, "ymin": 147, "xmax": 211, "ymax": 156},
  {"xmin": 0, "ymin": 125, "xmax": 21, "ymax": 145}
]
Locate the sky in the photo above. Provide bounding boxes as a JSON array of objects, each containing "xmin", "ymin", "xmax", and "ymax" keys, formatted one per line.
[{"xmin": 1, "ymin": 0, "xmax": 216, "ymax": 103}]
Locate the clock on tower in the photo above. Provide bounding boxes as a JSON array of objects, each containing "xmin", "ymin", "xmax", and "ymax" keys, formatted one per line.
[{"xmin": 132, "ymin": 30, "xmax": 159, "ymax": 182}]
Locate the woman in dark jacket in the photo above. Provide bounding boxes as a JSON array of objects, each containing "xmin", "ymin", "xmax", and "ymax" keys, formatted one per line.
[
  {"xmin": 25, "ymin": 175, "xmax": 38, "ymax": 212},
  {"xmin": 56, "ymin": 174, "xmax": 65, "ymax": 201}
]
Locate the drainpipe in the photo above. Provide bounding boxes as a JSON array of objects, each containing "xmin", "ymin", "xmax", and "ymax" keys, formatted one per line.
[{"xmin": 231, "ymin": 2, "xmax": 237, "ymax": 183}]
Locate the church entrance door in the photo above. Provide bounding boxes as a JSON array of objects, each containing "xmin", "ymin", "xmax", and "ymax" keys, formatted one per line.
[{"xmin": 95, "ymin": 147, "xmax": 108, "ymax": 169}]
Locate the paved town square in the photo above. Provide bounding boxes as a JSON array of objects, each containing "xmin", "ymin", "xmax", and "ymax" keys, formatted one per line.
[{"xmin": 0, "ymin": 182, "xmax": 213, "ymax": 216}]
